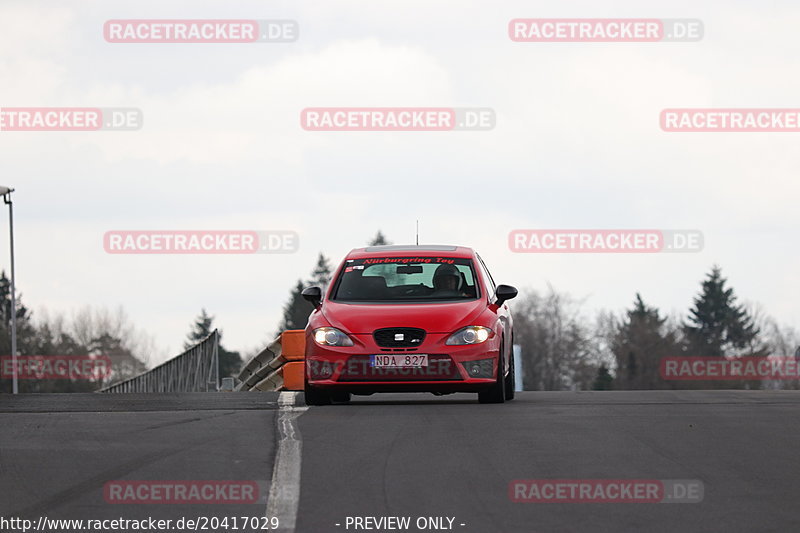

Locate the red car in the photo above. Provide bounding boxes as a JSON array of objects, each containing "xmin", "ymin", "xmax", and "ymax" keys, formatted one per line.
[{"xmin": 301, "ymin": 245, "xmax": 517, "ymax": 405}]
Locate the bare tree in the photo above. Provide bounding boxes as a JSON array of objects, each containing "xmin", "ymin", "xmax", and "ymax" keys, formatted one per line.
[
  {"xmin": 757, "ymin": 313, "xmax": 800, "ymax": 390},
  {"xmin": 514, "ymin": 285, "xmax": 598, "ymax": 391},
  {"xmin": 62, "ymin": 306, "xmax": 157, "ymax": 385}
]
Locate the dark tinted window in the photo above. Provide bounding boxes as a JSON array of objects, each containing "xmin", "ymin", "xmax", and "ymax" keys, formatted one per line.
[{"xmin": 332, "ymin": 257, "xmax": 479, "ymax": 302}]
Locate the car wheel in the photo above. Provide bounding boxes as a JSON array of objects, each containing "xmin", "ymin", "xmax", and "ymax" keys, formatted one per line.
[
  {"xmin": 478, "ymin": 339, "xmax": 506, "ymax": 404},
  {"xmin": 331, "ymin": 391, "xmax": 352, "ymax": 403},
  {"xmin": 504, "ymin": 337, "xmax": 515, "ymax": 401},
  {"xmin": 304, "ymin": 382, "xmax": 332, "ymax": 406}
]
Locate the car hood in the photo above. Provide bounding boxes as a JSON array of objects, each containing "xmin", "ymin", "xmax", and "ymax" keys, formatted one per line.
[{"xmin": 320, "ymin": 299, "xmax": 488, "ymax": 334}]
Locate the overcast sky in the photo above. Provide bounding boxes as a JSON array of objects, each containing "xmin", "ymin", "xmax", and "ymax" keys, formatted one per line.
[{"xmin": 1, "ymin": 0, "xmax": 798, "ymax": 363}]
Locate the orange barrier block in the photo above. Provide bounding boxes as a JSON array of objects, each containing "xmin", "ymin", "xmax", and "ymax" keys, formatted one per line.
[
  {"xmin": 282, "ymin": 361, "xmax": 305, "ymax": 391},
  {"xmin": 281, "ymin": 330, "xmax": 306, "ymax": 360}
]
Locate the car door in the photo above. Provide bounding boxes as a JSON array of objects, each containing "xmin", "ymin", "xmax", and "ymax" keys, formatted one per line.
[{"xmin": 476, "ymin": 253, "xmax": 512, "ymax": 376}]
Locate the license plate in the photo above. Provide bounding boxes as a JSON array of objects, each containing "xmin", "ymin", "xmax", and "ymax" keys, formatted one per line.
[{"xmin": 370, "ymin": 354, "xmax": 429, "ymax": 368}]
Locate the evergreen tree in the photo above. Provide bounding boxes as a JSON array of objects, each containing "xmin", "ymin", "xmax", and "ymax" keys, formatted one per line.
[
  {"xmin": 90, "ymin": 332, "xmax": 147, "ymax": 387},
  {"xmin": 0, "ymin": 275, "xmax": 111, "ymax": 393},
  {"xmin": 0, "ymin": 271, "xmax": 38, "ymax": 393},
  {"xmin": 591, "ymin": 365, "xmax": 613, "ymax": 390},
  {"xmin": 278, "ymin": 280, "xmax": 313, "ymax": 332},
  {"xmin": 369, "ymin": 231, "xmax": 391, "ymax": 246},
  {"xmin": 45, "ymin": 331, "xmax": 97, "ymax": 392},
  {"xmin": 0, "ymin": 270, "xmax": 34, "ymax": 355},
  {"xmin": 308, "ymin": 253, "xmax": 332, "ymax": 292},
  {"xmin": 185, "ymin": 308, "xmax": 214, "ymax": 349},
  {"xmin": 612, "ymin": 294, "xmax": 681, "ymax": 390},
  {"xmin": 683, "ymin": 266, "xmax": 761, "ymax": 357},
  {"xmin": 0, "ymin": 274, "xmax": 158, "ymax": 393},
  {"xmin": 184, "ymin": 309, "xmax": 243, "ymax": 379},
  {"xmin": 274, "ymin": 252, "xmax": 339, "ymax": 336},
  {"xmin": 217, "ymin": 345, "xmax": 242, "ymax": 380}
]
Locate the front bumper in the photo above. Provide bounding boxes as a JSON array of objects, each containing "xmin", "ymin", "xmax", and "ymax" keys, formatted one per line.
[{"xmin": 305, "ymin": 331, "xmax": 500, "ymax": 393}]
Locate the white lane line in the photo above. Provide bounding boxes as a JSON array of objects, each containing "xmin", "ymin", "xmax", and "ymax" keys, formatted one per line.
[{"xmin": 267, "ymin": 391, "xmax": 308, "ymax": 532}]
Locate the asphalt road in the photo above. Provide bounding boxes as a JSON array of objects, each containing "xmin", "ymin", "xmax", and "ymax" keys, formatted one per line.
[
  {"xmin": 298, "ymin": 390, "xmax": 800, "ymax": 532},
  {"xmin": 0, "ymin": 393, "xmax": 281, "ymax": 528},
  {"xmin": 2, "ymin": 391, "xmax": 800, "ymax": 533}
]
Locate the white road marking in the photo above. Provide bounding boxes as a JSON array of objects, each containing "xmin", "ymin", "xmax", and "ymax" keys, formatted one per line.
[{"xmin": 267, "ymin": 391, "xmax": 308, "ymax": 531}]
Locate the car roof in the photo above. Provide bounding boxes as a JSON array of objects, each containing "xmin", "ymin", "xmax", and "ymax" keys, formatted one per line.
[{"xmin": 346, "ymin": 244, "xmax": 476, "ymax": 259}]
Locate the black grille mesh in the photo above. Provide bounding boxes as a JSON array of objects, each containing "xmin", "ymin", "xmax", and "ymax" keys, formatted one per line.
[{"xmin": 373, "ymin": 327, "xmax": 426, "ymax": 347}]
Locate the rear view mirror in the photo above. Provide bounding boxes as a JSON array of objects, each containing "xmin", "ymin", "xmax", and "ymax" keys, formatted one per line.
[
  {"xmin": 494, "ymin": 284, "xmax": 518, "ymax": 306},
  {"xmin": 397, "ymin": 265, "xmax": 423, "ymax": 274},
  {"xmin": 302, "ymin": 286, "xmax": 322, "ymax": 309}
]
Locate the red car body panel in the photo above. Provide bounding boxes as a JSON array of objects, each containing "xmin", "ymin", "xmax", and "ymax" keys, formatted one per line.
[
  {"xmin": 319, "ymin": 300, "xmax": 488, "ymax": 334},
  {"xmin": 304, "ymin": 245, "xmax": 514, "ymax": 395}
]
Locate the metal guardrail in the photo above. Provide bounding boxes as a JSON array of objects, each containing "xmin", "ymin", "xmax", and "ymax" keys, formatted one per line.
[
  {"xmin": 98, "ymin": 330, "xmax": 219, "ymax": 393},
  {"xmin": 237, "ymin": 337, "xmax": 285, "ymax": 391},
  {"xmin": 237, "ymin": 330, "xmax": 304, "ymax": 391}
]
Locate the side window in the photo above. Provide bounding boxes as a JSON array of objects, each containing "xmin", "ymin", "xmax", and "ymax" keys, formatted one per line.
[{"xmin": 476, "ymin": 254, "xmax": 496, "ymax": 295}]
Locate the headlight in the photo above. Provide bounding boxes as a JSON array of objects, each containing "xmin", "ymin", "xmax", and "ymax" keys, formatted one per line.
[
  {"xmin": 445, "ymin": 326, "xmax": 492, "ymax": 345},
  {"xmin": 312, "ymin": 327, "xmax": 354, "ymax": 347}
]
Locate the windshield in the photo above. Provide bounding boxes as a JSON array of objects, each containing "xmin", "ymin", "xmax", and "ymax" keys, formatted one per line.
[{"xmin": 331, "ymin": 256, "xmax": 479, "ymax": 302}]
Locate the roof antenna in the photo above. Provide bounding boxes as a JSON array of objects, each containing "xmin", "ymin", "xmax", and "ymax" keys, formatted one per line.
[{"xmin": 416, "ymin": 220, "xmax": 419, "ymax": 245}]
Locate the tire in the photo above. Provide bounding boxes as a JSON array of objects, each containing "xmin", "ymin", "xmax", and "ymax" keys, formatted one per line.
[
  {"xmin": 304, "ymin": 382, "xmax": 332, "ymax": 406},
  {"xmin": 504, "ymin": 344, "xmax": 515, "ymax": 401},
  {"xmin": 331, "ymin": 391, "xmax": 352, "ymax": 403},
  {"xmin": 478, "ymin": 339, "xmax": 506, "ymax": 404}
]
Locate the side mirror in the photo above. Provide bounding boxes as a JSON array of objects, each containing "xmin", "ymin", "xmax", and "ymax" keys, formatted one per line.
[
  {"xmin": 494, "ymin": 284, "xmax": 518, "ymax": 306},
  {"xmin": 302, "ymin": 286, "xmax": 322, "ymax": 309}
]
